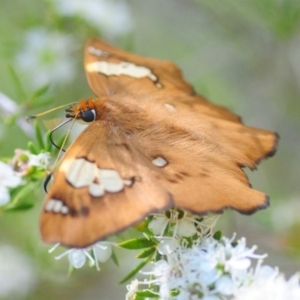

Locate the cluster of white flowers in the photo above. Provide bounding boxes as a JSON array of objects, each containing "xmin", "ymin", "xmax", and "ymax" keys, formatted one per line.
[
  {"xmin": 0, "ymin": 149, "xmax": 50, "ymax": 206},
  {"xmin": 14, "ymin": 0, "xmax": 133, "ymax": 88},
  {"xmin": 138, "ymin": 235, "xmax": 266, "ymax": 299},
  {"xmin": 11, "ymin": 149, "xmax": 50, "ymax": 176},
  {"xmin": 234, "ymin": 269, "xmax": 300, "ymax": 300},
  {"xmin": 15, "ymin": 28, "xmax": 77, "ymax": 88},
  {"xmin": 149, "ymin": 209, "xmax": 219, "ymax": 239},
  {"xmin": 125, "ymin": 211, "xmax": 300, "ymax": 300}
]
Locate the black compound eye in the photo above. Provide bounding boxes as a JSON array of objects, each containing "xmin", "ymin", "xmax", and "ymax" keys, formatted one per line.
[{"xmin": 81, "ymin": 109, "xmax": 96, "ymax": 122}]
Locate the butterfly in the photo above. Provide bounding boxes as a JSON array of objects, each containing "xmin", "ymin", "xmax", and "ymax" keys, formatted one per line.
[{"xmin": 40, "ymin": 39, "xmax": 278, "ymax": 248}]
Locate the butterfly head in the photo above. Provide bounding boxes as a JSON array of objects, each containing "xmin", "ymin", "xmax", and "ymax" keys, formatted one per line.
[{"xmin": 65, "ymin": 98, "xmax": 97, "ymax": 123}]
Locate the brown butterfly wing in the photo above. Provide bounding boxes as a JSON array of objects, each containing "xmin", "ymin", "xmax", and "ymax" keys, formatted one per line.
[
  {"xmin": 83, "ymin": 39, "xmax": 278, "ymax": 212},
  {"xmin": 40, "ymin": 121, "xmax": 172, "ymax": 248},
  {"xmin": 84, "ymin": 39, "xmax": 242, "ymax": 124},
  {"xmin": 84, "ymin": 39, "xmax": 194, "ymax": 96},
  {"xmin": 129, "ymin": 110, "xmax": 277, "ymax": 214},
  {"xmin": 102, "ymin": 86, "xmax": 276, "ymax": 215}
]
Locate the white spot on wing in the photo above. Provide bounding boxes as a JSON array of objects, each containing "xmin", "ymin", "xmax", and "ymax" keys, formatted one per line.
[
  {"xmin": 45, "ymin": 199, "xmax": 56, "ymax": 212},
  {"xmin": 152, "ymin": 157, "xmax": 168, "ymax": 167},
  {"xmin": 67, "ymin": 158, "xmax": 94, "ymax": 188},
  {"xmin": 61, "ymin": 206, "xmax": 69, "ymax": 215},
  {"xmin": 89, "ymin": 182, "xmax": 105, "ymax": 197},
  {"xmin": 86, "ymin": 61, "xmax": 161, "ymax": 88},
  {"xmin": 45, "ymin": 199, "xmax": 69, "ymax": 215},
  {"xmin": 53, "ymin": 200, "xmax": 63, "ymax": 213},
  {"xmin": 88, "ymin": 46, "xmax": 109, "ymax": 57},
  {"xmin": 164, "ymin": 103, "xmax": 175, "ymax": 111},
  {"xmin": 98, "ymin": 169, "xmax": 124, "ymax": 193},
  {"xmin": 64, "ymin": 158, "xmax": 132, "ymax": 195},
  {"xmin": 123, "ymin": 178, "xmax": 133, "ymax": 186},
  {"xmin": 148, "ymin": 74, "xmax": 157, "ymax": 81}
]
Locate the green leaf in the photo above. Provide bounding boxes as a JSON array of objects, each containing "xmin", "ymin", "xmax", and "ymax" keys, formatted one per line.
[
  {"xmin": 171, "ymin": 289, "xmax": 180, "ymax": 296},
  {"xmin": 4, "ymin": 182, "xmax": 40, "ymax": 212},
  {"xmin": 5, "ymin": 114, "xmax": 19, "ymax": 127},
  {"xmin": 27, "ymin": 141, "xmax": 39, "ymax": 155},
  {"xmin": 68, "ymin": 264, "xmax": 75, "ymax": 277},
  {"xmin": 31, "ymin": 84, "xmax": 50, "ymax": 100},
  {"xmin": 134, "ymin": 218, "xmax": 150, "ymax": 231},
  {"xmin": 119, "ymin": 256, "xmax": 152, "ymax": 284},
  {"xmin": 45, "ymin": 131, "xmax": 53, "ymax": 152},
  {"xmin": 136, "ymin": 247, "xmax": 156, "ymax": 259},
  {"xmin": 111, "ymin": 249, "xmax": 119, "ymax": 267},
  {"xmin": 34, "ymin": 120, "xmax": 45, "ymax": 150},
  {"xmin": 8, "ymin": 65, "xmax": 27, "ymax": 101},
  {"xmin": 118, "ymin": 238, "xmax": 156, "ymax": 250},
  {"xmin": 213, "ymin": 230, "xmax": 222, "ymax": 241},
  {"xmin": 136, "ymin": 290, "xmax": 159, "ymax": 298},
  {"xmin": 134, "ymin": 218, "xmax": 154, "ymax": 235},
  {"xmin": 135, "ymin": 295, "xmax": 148, "ymax": 300}
]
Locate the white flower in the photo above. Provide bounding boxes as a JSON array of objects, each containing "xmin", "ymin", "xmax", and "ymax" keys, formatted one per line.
[
  {"xmin": 0, "ymin": 161, "xmax": 22, "ymax": 205},
  {"xmin": 50, "ymin": 241, "xmax": 113, "ymax": 270},
  {"xmin": 51, "ymin": 0, "xmax": 133, "ymax": 38},
  {"xmin": 0, "ymin": 92, "xmax": 34, "ymax": 137},
  {"xmin": 29, "ymin": 152, "xmax": 50, "ymax": 168},
  {"xmin": 234, "ymin": 273, "xmax": 300, "ymax": 300},
  {"xmin": 11, "ymin": 149, "xmax": 50, "ymax": 176},
  {"xmin": 139, "ymin": 235, "xmax": 269, "ymax": 299},
  {"xmin": 149, "ymin": 209, "xmax": 215, "ymax": 238},
  {"xmin": 0, "ymin": 245, "xmax": 36, "ymax": 298},
  {"xmin": 15, "ymin": 28, "xmax": 77, "ymax": 88},
  {"xmin": 125, "ymin": 279, "xmax": 139, "ymax": 300},
  {"xmin": 157, "ymin": 237, "xmax": 180, "ymax": 255}
]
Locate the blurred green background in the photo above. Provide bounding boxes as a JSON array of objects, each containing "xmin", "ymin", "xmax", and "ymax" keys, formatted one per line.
[{"xmin": 0, "ymin": 0, "xmax": 300, "ymax": 299}]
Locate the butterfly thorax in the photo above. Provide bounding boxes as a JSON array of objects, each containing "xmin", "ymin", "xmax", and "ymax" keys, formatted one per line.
[{"xmin": 65, "ymin": 98, "xmax": 104, "ymax": 123}]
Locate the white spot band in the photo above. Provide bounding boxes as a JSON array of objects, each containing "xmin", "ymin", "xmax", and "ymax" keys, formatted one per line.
[
  {"xmin": 66, "ymin": 158, "xmax": 132, "ymax": 197},
  {"xmin": 86, "ymin": 61, "xmax": 161, "ymax": 88},
  {"xmin": 45, "ymin": 199, "xmax": 69, "ymax": 215},
  {"xmin": 88, "ymin": 46, "xmax": 109, "ymax": 57}
]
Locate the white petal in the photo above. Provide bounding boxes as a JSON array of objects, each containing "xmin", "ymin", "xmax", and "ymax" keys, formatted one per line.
[
  {"xmin": 0, "ymin": 161, "xmax": 22, "ymax": 188},
  {"xmin": 177, "ymin": 220, "xmax": 197, "ymax": 237},
  {"xmin": 68, "ymin": 250, "xmax": 86, "ymax": 269},
  {"xmin": 215, "ymin": 275, "xmax": 235, "ymax": 295},
  {"xmin": 94, "ymin": 244, "xmax": 112, "ymax": 262},
  {"xmin": 199, "ymin": 269, "xmax": 220, "ymax": 285},
  {"xmin": 148, "ymin": 216, "xmax": 168, "ymax": 235},
  {"xmin": 255, "ymin": 265, "xmax": 278, "ymax": 281},
  {"xmin": 228, "ymin": 258, "xmax": 251, "ymax": 270},
  {"xmin": 157, "ymin": 238, "xmax": 179, "ymax": 255}
]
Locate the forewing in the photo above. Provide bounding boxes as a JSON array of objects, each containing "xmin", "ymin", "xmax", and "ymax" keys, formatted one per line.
[
  {"xmin": 84, "ymin": 39, "xmax": 194, "ymax": 96},
  {"xmin": 84, "ymin": 39, "xmax": 242, "ymax": 123},
  {"xmin": 40, "ymin": 121, "xmax": 172, "ymax": 248}
]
